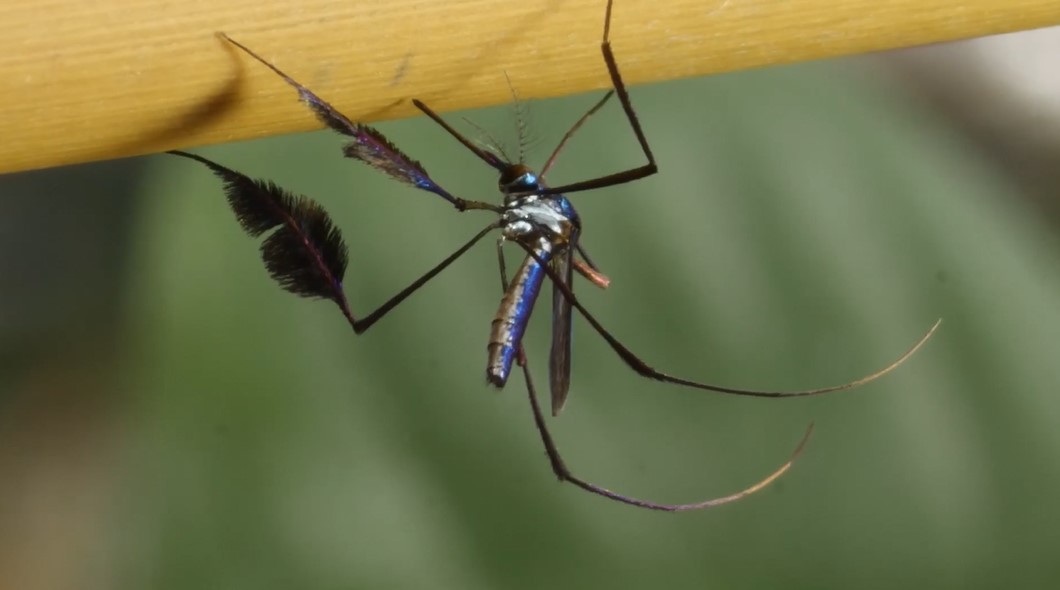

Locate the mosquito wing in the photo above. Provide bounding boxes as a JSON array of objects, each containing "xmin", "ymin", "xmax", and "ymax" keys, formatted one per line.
[{"xmin": 549, "ymin": 241, "xmax": 576, "ymax": 416}]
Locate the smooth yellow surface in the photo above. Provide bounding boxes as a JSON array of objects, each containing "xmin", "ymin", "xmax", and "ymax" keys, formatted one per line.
[{"xmin": 2, "ymin": 0, "xmax": 1059, "ymax": 174}]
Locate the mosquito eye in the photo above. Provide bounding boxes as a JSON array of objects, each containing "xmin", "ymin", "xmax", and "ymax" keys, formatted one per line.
[{"xmin": 504, "ymin": 173, "xmax": 539, "ymax": 193}]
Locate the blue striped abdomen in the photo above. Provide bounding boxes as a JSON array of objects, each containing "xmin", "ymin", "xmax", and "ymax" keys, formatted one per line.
[{"xmin": 486, "ymin": 248, "xmax": 553, "ymax": 387}]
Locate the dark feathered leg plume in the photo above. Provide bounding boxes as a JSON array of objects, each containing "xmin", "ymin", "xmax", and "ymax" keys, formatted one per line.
[{"xmin": 168, "ymin": 150, "xmax": 357, "ymax": 328}]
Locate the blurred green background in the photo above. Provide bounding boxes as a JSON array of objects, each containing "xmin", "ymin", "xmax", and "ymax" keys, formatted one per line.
[{"xmin": 2, "ymin": 52, "xmax": 1059, "ymax": 589}]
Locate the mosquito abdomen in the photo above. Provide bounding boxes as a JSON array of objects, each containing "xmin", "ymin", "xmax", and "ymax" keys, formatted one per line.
[{"xmin": 486, "ymin": 249, "xmax": 551, "ymax": 387}]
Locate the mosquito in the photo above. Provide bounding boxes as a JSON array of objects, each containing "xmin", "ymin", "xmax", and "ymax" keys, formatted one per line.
[{"xmin": 170, "ymin": 0, "xmax": 939, "ymax": 511}]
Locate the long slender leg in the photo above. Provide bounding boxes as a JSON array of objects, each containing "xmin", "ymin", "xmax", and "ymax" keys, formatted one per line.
[
  {"xmin": 219, "ymin": 33, "xmax": 501, "ymax": 214},
  {"xmin": 539, "ymin": 90, "xmax": 615, "ymax": 179},
  {"xmin": 536, "ymin": 0, "xmax": 658, "ymax": 197},
  {"xmin": 345, "ymin": 222, "xmax": 501, "ymax": 333},
  {"xmin": 497, "ymin": 240, "xmax": 811, "ymax": 510},
  {"xmin": 519, "ymin": 245, "xmax": 941, "ymax": 398},
  {"xmin": 516, "ymin": 346, "xmax": 814, "ymax": 511},
  {"xmin": 170, "ymin": 152, "xmax": 501, "ymax": 336},
  {"xmin": 495, "ymin": 237, "xmax": 510, "ymax": 292}
]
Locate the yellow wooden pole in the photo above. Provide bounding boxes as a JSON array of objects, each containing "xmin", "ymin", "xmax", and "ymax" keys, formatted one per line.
[{"xmin": 2, "ymin": 0, "xmax": 1059, "ymax": 174}]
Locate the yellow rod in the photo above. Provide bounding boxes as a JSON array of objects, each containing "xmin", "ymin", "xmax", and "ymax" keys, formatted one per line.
[{"xmin": 2, "ymin": 0, "xmax": 1058, "ymax": 174}]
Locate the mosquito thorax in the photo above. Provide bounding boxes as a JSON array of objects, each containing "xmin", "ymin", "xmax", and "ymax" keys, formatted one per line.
[{"xmin": 501, "ymin": 195, "xmax": 580, "ymax": 248}]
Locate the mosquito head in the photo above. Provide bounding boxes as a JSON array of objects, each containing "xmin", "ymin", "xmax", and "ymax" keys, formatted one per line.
[{"xmin": 498, "ymin": 164, "xmax": 541, "ymax": 197}]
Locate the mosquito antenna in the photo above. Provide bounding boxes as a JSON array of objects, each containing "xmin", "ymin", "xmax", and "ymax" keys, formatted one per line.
[
  {"xmin": 413, "ymin": 99, "xmax": 509, "ymax": 172},
  {"xmin": 503, "ymin": 71, "xmax": 532, "ymax": 165},
  {"xmin": 460, "ymin": 116, "xmax": 514, "ymax": 164}
]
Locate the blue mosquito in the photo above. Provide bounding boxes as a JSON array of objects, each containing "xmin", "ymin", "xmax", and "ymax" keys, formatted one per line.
[{"xmin": 169, "ymin": 0, "xmax": 939, "ymax": 511}]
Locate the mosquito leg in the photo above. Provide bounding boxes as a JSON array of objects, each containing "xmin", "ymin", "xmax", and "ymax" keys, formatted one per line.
[
  {"xmin": 171, "ymin": 150, "xmax": 502, "ymax": 335},
  {"xmin": 516, "ymin": 345, "xmax": 814, "ymax": 511},
  {"xmin": 518, "ymin": 244, "xmax": 940, "ymax": 398},
  {"xmin": 218, "ymin": 34, "xmax": 501, "ymax": 213},
  {"xmin": 536, "ymin": 0, "xmax": 658, "ymax": 197},
  {"xmin": 540, "ymin": 90, "xmax": 615, "ymax": 179},
  {"xmin": 346, "ymin": 222, "xmax": 502, "ymax": 333},
  {"xmin": 496, "ymin": 237, "xmax": 510, "ymax": 292}
]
